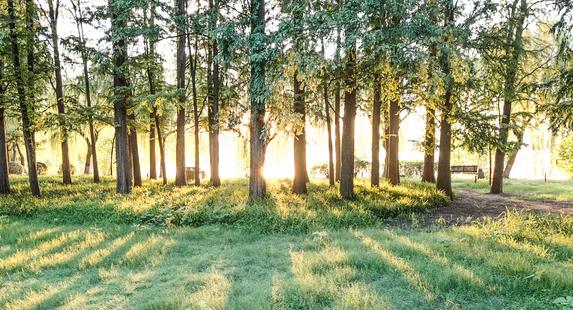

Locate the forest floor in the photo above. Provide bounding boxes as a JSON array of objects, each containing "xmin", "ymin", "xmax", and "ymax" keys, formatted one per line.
[{"xmin": 0, "ymin": 177, "xmax": 572, "ymax": 309}]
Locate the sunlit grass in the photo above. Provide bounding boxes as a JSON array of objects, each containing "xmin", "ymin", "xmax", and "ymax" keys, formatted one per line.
[
  {"xmin": 0, "ymin": 176, "xmax": 448, "ymax": 233},
  {"xmin": 453, "ymin": 177, "xmax": 573, "ymax": 202},
  {"xmin": 0, "ymin": 212, "xmax": 571, "ymax": 309}
]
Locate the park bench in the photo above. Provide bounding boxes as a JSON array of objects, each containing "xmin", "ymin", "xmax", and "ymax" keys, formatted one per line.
[
  {"xmin": 450, "ymin": 165, "xmax": 483, "ymax": 183},
  {"xmin": 185, "ymin": 167, "xmax": 205, "ymax": 181}
]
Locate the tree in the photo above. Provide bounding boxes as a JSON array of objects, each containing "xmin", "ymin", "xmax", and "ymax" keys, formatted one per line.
[
  {"xmin": 186, "ymin": 0, "xmax": 200, "ymax": 186},
  {"xmin": 70, "ymin": 0, "xmax": 100, "ymax": 183},
  {"xmin": 208, "ymin": 0, "xmax": 221, "ymax": 187},
  {"xmin": 340, "ymin": 34, "xmax": 357, "ymax": 199},
  {"xmin": 490, "ymin": 0, "xmax": 528, "ymax": 194},
  {"xmin": 7, "ymin": 0, "xmax": 41, "ymax": 197},
  {"xmin": 249, "ymin": 0, "xmax": 267, "ymax": 198},
  {"xmin": 175, "ymin": 0, "xmax": 187, "ymax": 187},
  {"xmin": 0, "ymin": 58, "xmax": 9, "ymax": 194},
  {"xmin": 109, "ymin": 0, "xmax": 132, "ymax": 194},
  {"xmin": 47, "ymin": 0, "xmax": 72, "ymax": 185}
]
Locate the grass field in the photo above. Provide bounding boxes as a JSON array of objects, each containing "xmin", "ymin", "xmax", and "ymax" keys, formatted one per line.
[
  {"xmin": 1, "ymin": 177, "xmax": 572, "ymax": 309},
  {"xmin": 453, "ymin": 177, "xmax": 573, "ymax": 202}
]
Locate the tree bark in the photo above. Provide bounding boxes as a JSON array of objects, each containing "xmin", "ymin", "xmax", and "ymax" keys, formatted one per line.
[
  {"xmin": 186, "ymin": 21, "xmax": 200, "ymax": 186},
  {"xmin": 175, "ymin": 0, "xmax": 187, "ymax": 187},
  {"xmin": 0, "ymin": 88, "xmax": 9, "ymax": 194},
  {"xmin": 149, "ymin": 111, "xmax": 157, "ymax": 179},
  {"xmin": 128, "ymin": 113, "xmax": 142, "ymax": 187},
  {"xmin": 292, "ymin": 69, "xmax": 307, "ymax": 194},
  {"xmin": 491, "ymin": 0, "xmax": 527, "ymax": 194},
  {"xmin": 334, "ymin": 30, "xmax": 342, "ymax": 182},
  {"xmin": 323, "ymin": 73, "xmax": 335, "ymax": 186},
  {"xmin": 371, "ymin": 74, "xmax": 381, "ymax": 187},
  {"xmin": 8, "ymin": 0, "xmax": 41, "ymax": 196},
  {"xmin": 421, "ymin": 106, "xmax": 436, "ymax": 183},
  {"xmin": 208, "ymin": 0, "xmax": 221, "ymax": 187},
  {"xmin": 48, "ymin": 0, "xmax": 72, "ymax": 185},
  {"xmin": 340, "ymin": 47, "xmax": 357, "ymax": 199},
  {"xmin": 387, "ymin": 97, "xmax": 400, "ymax": 186},
  {"xmin": 249, "ymin": 0, "xmax": 267, "ymax": 199},
  {"xmin": 503, "ymin": 122, "xmax": 526, "ymax": 178},
  {"xmin": 84, "ymin": 138, "xmax": 92, "ymax": 174},
  {"xmin": 110, "ymin": 0, "xmax": 132, "ymax": 194}
]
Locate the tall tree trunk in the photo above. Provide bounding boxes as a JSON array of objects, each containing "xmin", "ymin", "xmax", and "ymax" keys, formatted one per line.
[
  {"xmin": 0, "ymin": 106, "xmax": 8, "ymax": 194},
  {"xmin": 208, "ymin": 0, "xmax": 221, "ymax": 187},
  {"xmin": 340, "ymin": 47, "xmax": 357, "ymax": 199},
  {"xmin": 8, "ymin": 0, "xmax": 40, "ymax": 196},
  {"xmin": 491, "ymin": 0, "xmax": 527, "ymax": 194},
  {"xmin": 382, "ymin": 108, "xmax": 389, "ymax": 180},
  {"xmin": 175, "ymin": 0, "xmax": 187, "ymax": 187},
  {"xmin": 0, "ymin": 59, "xmax": 9, "ymax": 194},
  {"xmin": 334, "ymin": 29, "xmax": 342, "ymax": 182},
  {"xmin": 292, "ymin": 69, "xmax": 307, "ymax": 194},
  {"xmin": 185, "ymin": 1, "xmax": 200, "ymax": 186},
  {"xmin": 371, "ymin": 74, "xmax": 382, "ymax": 187},
  {"xmin": 323, "ymin": 73, "xmax": 335, "ymax": 187},
  {"xmin": 149, "ymin": 111, "xmax": 157, "ymax": 179},
  {"xmin": 249, "ymin": 0, "xmax": 267, "ymax": 198},
  {"xmin": 84, "ymin": 138, "xmax": 92, "ymax": 174},
  {"xmin": 128, "ymin": 113, "xmax": 142, "ymax": 186},
  {"xmin": 110, "ymin": 132, "xmax": 115, "ymax": 176},
  {"xmin": 73, "ymin": 0, "xmax": 99, "ymax": 183},
  {"xmin": 387, "ymin": 97, "xmax": 400, "ymax": 186},
  {"xmin": 154, "ymin": 113, "xmax": 167, "ymax": 184},
  {"xmin": 110, "ymin": 0, "xmax": 132, "ymax": 194},
  {"xmin": 48, "ymin": 0, "xmax": 72, "ymax": 185},
  {"xmin": 16, "ymin": 143, "xmax": 25, "ymax": 166}
]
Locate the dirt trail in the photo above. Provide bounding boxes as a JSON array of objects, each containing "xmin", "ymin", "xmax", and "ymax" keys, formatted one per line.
[{"xmin": 425, "ymin": 189, "xmax": 573, "ymax": 225}]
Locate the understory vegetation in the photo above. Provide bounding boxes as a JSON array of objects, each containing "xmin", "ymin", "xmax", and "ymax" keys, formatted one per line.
[
  {"xmin": 453, "ymin": 178, "xmax": 573, "ymax": 202},
  {"xmin": 0, "ymin": 211, "xmax": 572, "ymax": 309},
  {"xmin": 0, "ymin": 177, "xmax": 448, "ymax": 234}
]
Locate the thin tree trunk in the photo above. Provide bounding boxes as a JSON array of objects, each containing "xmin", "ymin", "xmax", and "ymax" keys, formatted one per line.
[
  {"xmin": 110, "ymin": 0, "xmax": 132, "ymax": 194},
  {"xmin": 149, "ymin": 111, "xmax": 157, "ymax": 179},
  {"xmin": 175, "ymin": 0, "xmax": 187, "ymax": 187},
  {"xmin": 340, "ymin": 47, "xmax": 357, "ymax": 199},
  {"xmin": 185, "ymin": 0, "xmax": 200, "ymax": 186},
  {"xmin": 0, "ymin": 104, "xmax": 9, "ymax": 194},
  {"xmin": 387, "ymin": 97, "xmax": 400, "ymax": 186},
  {"xmin": 8, "ymin": 0, "xmax": 40, "ymax": 196},
  {"xmin": 503, "ymin": 122, "xmax": 526, "ymax": 178},
  {"xmin": 128, "ymin": 113, "xmax": 142, "ymax": 187},
  {"xmin": 208, "ymin": 0, "xmax": 221, "ymax": 187},
  {"xmin": 249, "ymin": 0, "xmax": 267, "ymax": 198},
  {"xmin": 371, "ymin": 74, "xmax": 381, "ymax": 187},
  {"xmin": 73, "ymin": 0, "xmax": 99, "ymax": 183},
  {"xmin": 382, "ymin": 108, "xmax": 389, "ymax": 180},
  {"xmin": 334, "ymin": 29, "xmax": 342, "ymax": 182},
  {"xmin": 154, "ymin": 112, "xmax": 167, "ymax": 184},
  {"xmin": 16, "ymin": 143, "xmax": 25, "ymax": 166},
  {"xmin": 323, "ymin": 70, "xmax": 335, "ymax": 187},
  {"xmin": 292, "ymin": 69, "xmax": 307, "ymax": 194},
  {"xmin": 48, "ymin": 0, "xmax": 72, "ymax": 185},
  {"xmin": 145, "ymin": 0, "xmax": 160, "ymax": 182}
]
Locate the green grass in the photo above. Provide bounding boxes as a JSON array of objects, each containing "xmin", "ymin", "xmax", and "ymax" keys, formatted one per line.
[
  {"xmin": 453, "ymin": 177, "xmax": 573, "ymax": 202},
  {"xmin": 0, "ymin": 212, "xmax": 572, "ymax": 309},
  {"xmin": 0, "ymin": 176, "xmax": 448, "ymax": 234}
]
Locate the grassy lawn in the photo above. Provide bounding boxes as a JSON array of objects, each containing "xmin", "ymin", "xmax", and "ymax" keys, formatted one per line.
[
  {"xmin": 453, "ymin": 177, "xmax": 573, "ymax": 202},
  {"xmin": 0, "ymin": 177, "xmax": 572, "ymax": 309}
]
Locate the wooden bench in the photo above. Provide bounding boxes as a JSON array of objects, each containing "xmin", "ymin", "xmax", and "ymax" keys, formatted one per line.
[
  {"xmin": 450, "ymin": 165, "xmax": 479, "ymax": 183},
  {"xmin": 185, "ymin": 167, "xmax": 205, "ymax": 181}
]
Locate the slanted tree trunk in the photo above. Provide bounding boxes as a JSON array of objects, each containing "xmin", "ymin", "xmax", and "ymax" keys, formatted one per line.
[
  {"xmin": 8, "ymin": 0, "xmax": 40, "ymax": 196},
  {"xmin": 175, "ymin": 0, "xmax": 187, "ymax": 187},
  {"xmin": 84, "ymin": 137, "xmax": 92, "ymax": 174},
  {"xmin": 15, "ymin": 143, "xmax": 25, "ymax": 166},
  {"xmin": 48, "ymin": 0, "xmax": 72, "ymax": 185},
  {"xmin": 503, "ymin": 122, "xmax": 526, "ymax": 178},
  {"xmin": 110, "ymin": 0, "xmax": 132, "ymax": 194},
  {"xmin": 371, "ymin": 74, "xmax": 382, "ymax": 187},
  {"xmin": 292, "ymin": 69, "xmax": 307, "ymax": 194},
  {"xmin": 387, "ymin": 97, "xmax": 400, "ymax": 186},
  {"xmin": 249, "ymin": 0, "xmax": 267, "ymax": 198},
  {"xmin": 491, "ymin": 0, "xmax": 527, "ymax": 194},
  {"xmin": 128, "ymin": 113, "xmax": 142, "ymax": 187},
  {"xmin": 340, "ymin": 46, "xmax": 357, "ymax": 199}
]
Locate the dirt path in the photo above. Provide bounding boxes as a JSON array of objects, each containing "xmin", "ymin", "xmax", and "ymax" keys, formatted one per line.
[{"xmin": 425, "ymin": 189, "xmax": 573, "ymax": 225}]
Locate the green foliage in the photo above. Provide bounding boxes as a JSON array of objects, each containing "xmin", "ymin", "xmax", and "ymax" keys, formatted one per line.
[
  {"xmin": 0, "ymin": 176, "xmax": 447, "ymax": 234},
  {"xmin": 558, "ymin": 135, "xmax": 573, "ymax": 174}
]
